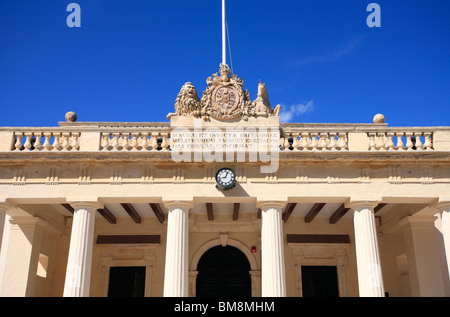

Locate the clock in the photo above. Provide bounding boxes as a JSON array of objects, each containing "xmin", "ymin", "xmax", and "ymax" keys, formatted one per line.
[{"xmin": 215, "ymin": 168, "xmax": 236, "ymax": 191}]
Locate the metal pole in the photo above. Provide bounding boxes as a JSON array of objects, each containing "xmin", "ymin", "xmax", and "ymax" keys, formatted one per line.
[{"xmin": 222, "ymin": 0, "xmax": 226, "ymax": 65}]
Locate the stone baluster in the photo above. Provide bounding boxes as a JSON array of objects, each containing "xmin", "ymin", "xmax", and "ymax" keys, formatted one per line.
[
  {"xmin": 423, "ymin": 132, "xmax": 432, "ymax": 150},
  {"xmin": 318, "ymin": 133, "xmax": 328, "ymax": 150},
  {"xmin": 328, "ymin": 132, "xmax": 337, "ymax": 151},
  {"xmin": 62, "ymin": 133, "xmax": 70, "ymax": 151},
  {"xmin": 34, "ymin": 132, "xmax": 43, "ymax": 151},
  {"xmin": 101, "ymin": 133, "xmax": 109, "ymax": 150},
  {"xmin": 151, "ymin": 132, "xmax": 160, "ymax": 151},
  {"xmin": 283, "ymin": 132, "xmax": 291, "ymax": 151},
  {"xmin": 111, "ymin": 133, "xmax": 120, "ymax": 150},
  {"xmin": 300, "ymin": 133, "xmax": 309, "ymax": 151},
  {"xmin": 376, "ymin": 133, "xmax": 386, "ymax": 151},
  {"xmin": 23, "ymin": 133, "xmax": 33, "ymax": 151},
  {"xmin": 43, "ymin": 133, "xmax": 52, "ymax": 151},
  {"xmin": 395, "ymin": 132, "xmax": 405, "ymax": 150},
  {"xmin": 131, "ymin": 133, "xmax": 139, "ymax": 151},
  {"xmin": 14, "ymin": 133, "xmax": 23, "ymax": 151},
  {"xmin": 121, "ymin": 133, "xmax": 130, "ymax": 151},
  {"xmin": 405, "ymin": 132, "xmax": 414, "ymax": 151},
  {"xmin": 338, "ymin": 133, "xmax": 348, "ymax": 150},
  {"xmin": 71, "ymin": 133, "xmax": 80, "ymax": 150},
  {"xmin": 291, "ymin": 133, "xmax": 299, "ymax": 150},
  {"xmin": 141, "ymin": 133, "xmax": 149, "ymax": 151},
  {"xmin": 414, "ymin": 132, "xmax": 423, "ymax": 151},
  {"xmin": 386, "ymin": 132, "xmax": 395, "ymax": 151},
  {"xmin": 52, "ymin": 133, "xmax": 61, "ymax": 151},
  {"xmin": 310, "ymin": 133, "xmax": 318, "ymax": 151},
  {"xmin": 161, "ymin": 132, "xmax": 169, "ymax": 151},
  {"xmin": 368, "ymin": 133, "xmax": 376, "ymax": 151}
]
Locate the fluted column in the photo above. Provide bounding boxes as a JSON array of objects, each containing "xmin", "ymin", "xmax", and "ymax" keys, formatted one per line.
[
  {"xmin": 63, "ymin": 202, "xmax": 100, "ymax": 297},
  {"xmin": 0, "ymin": 205, "xmax": 7, "ymax": 253},
  {"xmin": 259, "ymin": 202, "xmax": 286, "ymax": 297},
  {"xmin": 350, "ymin": 202, "xmax": 385, "ymax": 297},
  {"xmin": 0, "ymin": 202, "xmax": 13, "ymax": 254},
  {"xmin": 436, "ymin": 201, "xmax": 450, "ymax": 278},
  {"xmin": 163, "ymin": 201, "xmax": 193, "ymax": 297}
]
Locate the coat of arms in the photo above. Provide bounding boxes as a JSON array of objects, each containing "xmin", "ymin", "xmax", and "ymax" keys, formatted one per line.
[{"xmin": 168, "ymin": 64, "xmax": 280, "ymax": 121}]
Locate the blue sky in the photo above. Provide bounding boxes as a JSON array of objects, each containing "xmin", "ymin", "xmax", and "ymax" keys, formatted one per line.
[{"xmin": 0, "ymin": 0, "xmax": 449, "ymax": 127}]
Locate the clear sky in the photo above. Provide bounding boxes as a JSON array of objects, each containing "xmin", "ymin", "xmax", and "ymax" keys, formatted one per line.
[{"xmin": 0, "ymin": 0, "xmax": 449, "ymax": 127}]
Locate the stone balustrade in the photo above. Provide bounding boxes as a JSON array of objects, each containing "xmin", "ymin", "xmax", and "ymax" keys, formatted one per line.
[
  {"xmin": 100, "ymin": 131, "xmax": 170, "ymax": 152},
  {"xmin": 366, "ymin": 130, "xmax": 433, "ymax": 151},
  {"xmin": 0, "ymin": 122, "xmax": 449, "ymax": 153},
  {"xmin": 10, "ymin": 130, "xmax": 80, "ymax": 152}
]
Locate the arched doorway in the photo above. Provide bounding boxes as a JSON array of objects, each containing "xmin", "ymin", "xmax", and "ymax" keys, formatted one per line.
[{"xmin": 196, "ymin": 245, "xmax": 251, "ymax": 297}]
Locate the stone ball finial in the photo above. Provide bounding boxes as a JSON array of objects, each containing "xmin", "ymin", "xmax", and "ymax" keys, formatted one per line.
[
  {"xmin": 65, "ymin": 111, "xmax": 77, "ymax": 122},
  {"xmin": 373, "ymin": 113, "xmax": 385, "ymax": 124}
]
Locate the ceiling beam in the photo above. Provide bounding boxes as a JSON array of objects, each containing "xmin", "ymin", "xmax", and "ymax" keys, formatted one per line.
[
  {"xmin": 62, "ymin": 204, "xmax": 74, "ymax": 214},
  {"xmin": 97, "ymin": 206, "xmax": 117, "ymax": 224},
  {"xmin": 304, "ymin": 203, "xmax": 326, "ymax": 223},
  {"xmin": 233, "ymin": 203, "xmax": 240, "ymax": 221},
  {"xmin": 374, "ymin": 203, "xmax": 387, "ymax": 213},
  {"xmin": 120, "ymin": 203, "xmax": 142, "ymax": 223},
  {"xmin": 149, "ymin": 203, "xmax": 165, "ymax": 223},
  {"xmin": 329, "ymin": 204, "xmax": 350, "ymax": 224},
  {"xmin": 206, "ymin": 203, "xmax": 214, "ymax": 221},
  {"xmin": 282, "ymin": 203, "xmax": 297, "ymax": 222}
]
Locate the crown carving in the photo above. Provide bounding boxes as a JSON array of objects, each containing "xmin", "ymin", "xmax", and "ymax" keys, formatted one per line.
[{"xmin": 167, "ymin": 64, "xmax": 281, "ymax": 121}]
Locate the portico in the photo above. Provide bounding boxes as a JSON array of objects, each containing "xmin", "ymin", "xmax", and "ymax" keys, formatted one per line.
[{"xmin": 0, "ymin": 64, "xmax": 449, "ymax": 298}]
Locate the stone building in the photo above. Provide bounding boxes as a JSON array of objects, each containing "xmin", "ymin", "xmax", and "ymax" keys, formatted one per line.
[{"xmin": 0, "ymin": 64, "xmax": 449, "ymax": 297}]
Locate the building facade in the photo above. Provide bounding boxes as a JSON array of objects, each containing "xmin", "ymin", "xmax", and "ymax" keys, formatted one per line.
[{"xmin": 0, "ymin": 64, "xmax": 449, "ymax": 297}]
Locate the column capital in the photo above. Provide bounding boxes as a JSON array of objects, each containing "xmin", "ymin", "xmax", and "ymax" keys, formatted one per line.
[
  {"xmin": 346, "ymin": 198, "xmax": 382, "ymax": 210},
  {"xmin": 256, "ymin": 200, "xmax": 287, "ymax": 210},
  {"xmin": 398, "ymin": 215, "xmax": 438, "ymax": 231},
  {"xmin": 66, "ymin": 199, "xmax": 104, "ymax": 210},
  {"xmin": 0, "ymin": 198, "xmax": 16, "ymax": 211},
  {"xmin": 163, "ymin": 200, "xmax": 194, "ymax": 210},
  {"xmin": 432, "ymin": 198, "xmax": 450, "ymax": 211}
]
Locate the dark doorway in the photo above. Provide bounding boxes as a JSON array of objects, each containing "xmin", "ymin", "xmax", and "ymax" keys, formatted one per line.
[
  {"xmin": 108, "ymin": 266, "xmax": 146, "ymax": 297},
  {"xmin": 301, "ymin": 266, "xmax": 339, "ymax": 297},
  {"xmin": 196, "ymin": 246, "xmax": 251, "ymax": 297}
]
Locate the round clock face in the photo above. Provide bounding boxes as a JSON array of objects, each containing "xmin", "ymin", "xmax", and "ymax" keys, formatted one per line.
[{"xmin": 215, "ymin": 168, "xmax": 236, "ymax": 190}]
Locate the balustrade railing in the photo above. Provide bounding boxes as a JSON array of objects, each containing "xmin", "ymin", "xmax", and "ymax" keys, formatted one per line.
[
  {"xmin": 281, "ymin": 131, "xmax": 348, "ymax": 151},
  {"xmin": 100, "ymin": 131, "xmax": 170, "ymax": 151},
  {"xmin": 367, "ymin": 130, "xmax": 433, "ymax": 151},
  {"xmin": 12, "ymin": 131, "xmax": 80, "ymax": 152},
  {"xmin": 1, "ymin": 123, "xmax": 447, "ymax": 153}
]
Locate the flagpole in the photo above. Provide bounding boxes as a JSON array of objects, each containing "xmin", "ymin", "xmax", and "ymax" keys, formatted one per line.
[{"xmin": 222, "ymin": 0, "xmax": 226, "ymax": 65}]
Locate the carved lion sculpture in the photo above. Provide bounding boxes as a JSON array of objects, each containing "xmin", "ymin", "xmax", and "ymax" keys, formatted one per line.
[
  {"xmin": 171, "ymin": 82, "xmax": 201, "ymax": 118},
  {"xmin": 253, "ymin": 81, "xmax": 272, "ymax": 115}
]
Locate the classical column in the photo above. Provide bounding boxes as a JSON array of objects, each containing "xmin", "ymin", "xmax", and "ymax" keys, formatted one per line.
[
  {"xmin": 436, "ymin": 201, "xmax": 450, "ymax": 278},
  {"xmin": 350, "ymin": 202, "xmax": 385, "ymax": 297},
  {"xmin": 63, "ymin": 202, "xmax": 100, "ymax": 297},
  {"xmin": 163, "ymin": 201, "xmax": 192, "ymax": 297},
  {"xmin": 398, "ymin": 215, "xmax": 446, "ymax": 296},
  {"xmin": 259, "ymin": 202, "xmax": 286, "ymax": 297},
  {"xmin": 0, "ymin": 204, "xmax": 7, "ymax": 253}
]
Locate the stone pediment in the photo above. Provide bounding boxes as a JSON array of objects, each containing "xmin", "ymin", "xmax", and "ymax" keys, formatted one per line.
[{"xmin": 168, "ymin": 64, "xmax": 280, "ymax": 122}]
